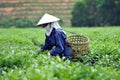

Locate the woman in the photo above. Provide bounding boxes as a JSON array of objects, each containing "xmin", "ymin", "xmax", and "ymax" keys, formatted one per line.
[{"xmin": 36, "ymin": 13, "xmax": 72, "ymax": 59}]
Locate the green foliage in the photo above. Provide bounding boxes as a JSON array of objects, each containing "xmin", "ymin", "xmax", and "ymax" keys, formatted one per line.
[
  {"xmin": 71, "ymin": 1, "xmax": 87, "ymax": 26},
  {"xmin": 14, "ymin": 17, "xmax": 36, "ymax": 28},
  {"xmin": 0, "ymin": 17, "xmax": 36, "ymax": 28},
  {"xmin": 0, "ymin": 27, "xmax": 120, "ymax": 79},
  {"xmin": 71, "ymin": 0, "xmax": 120, "ymax": 27}
]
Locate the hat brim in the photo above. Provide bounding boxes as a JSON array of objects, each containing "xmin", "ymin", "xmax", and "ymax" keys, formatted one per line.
[{"xmin": 37, "ymin": 13, "xmax": 60, "ymax": 26}]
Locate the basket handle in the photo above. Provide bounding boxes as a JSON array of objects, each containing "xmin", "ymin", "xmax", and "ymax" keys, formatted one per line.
[{"xmin": 63, "ymin": 29, "xmax": 78, "ymax": 34}]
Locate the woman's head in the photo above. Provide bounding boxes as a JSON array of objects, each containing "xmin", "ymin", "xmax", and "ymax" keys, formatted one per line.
[
  {"xmin": 44, "ymin": 21, "xmax": 62, "ymax": 36},
  {"xmin": 40, "ymin": 23, "xmax": 49, "ymax": 28}
]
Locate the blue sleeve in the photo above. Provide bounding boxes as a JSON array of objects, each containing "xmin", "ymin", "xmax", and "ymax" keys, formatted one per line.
[
  {"xmin": 41, "ymin": 35, "xmax": 53, "ymax": 51},
  {"xmin": 50, "ymin": 30, "xmax": 66, "ymax": 56}
]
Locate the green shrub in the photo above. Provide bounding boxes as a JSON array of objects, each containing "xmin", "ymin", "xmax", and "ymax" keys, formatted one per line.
[
  {"xmin": 14, "ymin": 17, "xmax": 36, "ymax": 28},
  {"xmin": 0, "ymin": 17, "xmax": 36, "ymax": 28}
]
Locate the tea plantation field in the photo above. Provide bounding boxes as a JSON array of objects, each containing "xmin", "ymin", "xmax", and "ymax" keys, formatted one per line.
[{"xmin": 0, "ymin": 27, "xmax": 120, "ymax": 80}]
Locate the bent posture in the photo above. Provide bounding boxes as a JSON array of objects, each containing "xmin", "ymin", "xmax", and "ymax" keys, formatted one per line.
[{"xmin": 37, "ymin": 13, "xmax": 72, "ymax": 59}]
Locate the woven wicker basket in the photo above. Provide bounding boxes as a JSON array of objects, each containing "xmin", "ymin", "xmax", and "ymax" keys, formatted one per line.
[{"xmin": 67, "ymin": 34, "xmax": 89, "ymax": 58}]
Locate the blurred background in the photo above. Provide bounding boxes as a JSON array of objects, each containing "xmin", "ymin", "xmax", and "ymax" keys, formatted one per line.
[
  {"xmin": 0, "ymin": 0, "xmax": 74, "ymax": 28},
  {"xmin": 0, "ymin": 0, "xmax": 120, "ymax": 28}
]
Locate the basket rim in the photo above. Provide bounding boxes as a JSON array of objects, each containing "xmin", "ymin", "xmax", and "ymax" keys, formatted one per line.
[{"xmin": 67, "ymin": 34, "xmax": 89, "ymax": 44}]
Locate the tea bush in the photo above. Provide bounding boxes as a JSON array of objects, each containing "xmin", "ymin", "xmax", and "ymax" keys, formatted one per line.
[{"xmin": 0, "ymin": 27, "xmax": 120, "ymax": 80}]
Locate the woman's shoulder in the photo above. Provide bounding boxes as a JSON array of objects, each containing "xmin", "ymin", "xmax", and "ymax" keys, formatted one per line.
[
  {"xmin": 53, "ymin": 28, "xmax": 66, "ymax": 38},
  {"xmin": 54, "ymin": 28, "xmax": 64, "ymax": 34}
]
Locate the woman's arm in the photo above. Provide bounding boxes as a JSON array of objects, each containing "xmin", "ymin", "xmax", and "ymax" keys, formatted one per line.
[{"xmin": 41, "ymin": 35, "xmax": 53, "ymax": 51}]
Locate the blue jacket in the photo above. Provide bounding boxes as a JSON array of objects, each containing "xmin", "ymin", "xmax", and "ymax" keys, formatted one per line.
[{"xmin": 41, "ymin": 28, "xmax": 72, "ymax": 58}]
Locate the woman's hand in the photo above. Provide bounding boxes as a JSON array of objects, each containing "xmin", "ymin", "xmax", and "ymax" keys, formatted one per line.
[
  {"xmin": 47, "ymin": 52, "xmax": 51, "ymax": 56},
  {"xmin": 36, "ymin": 48, "xmax": 42, "ymax": 54}
]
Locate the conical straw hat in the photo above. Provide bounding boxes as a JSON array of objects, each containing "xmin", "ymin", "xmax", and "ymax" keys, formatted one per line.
[{"xmin": 37, "ymin": 13, "xmax": 60, "ymax": 26}]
